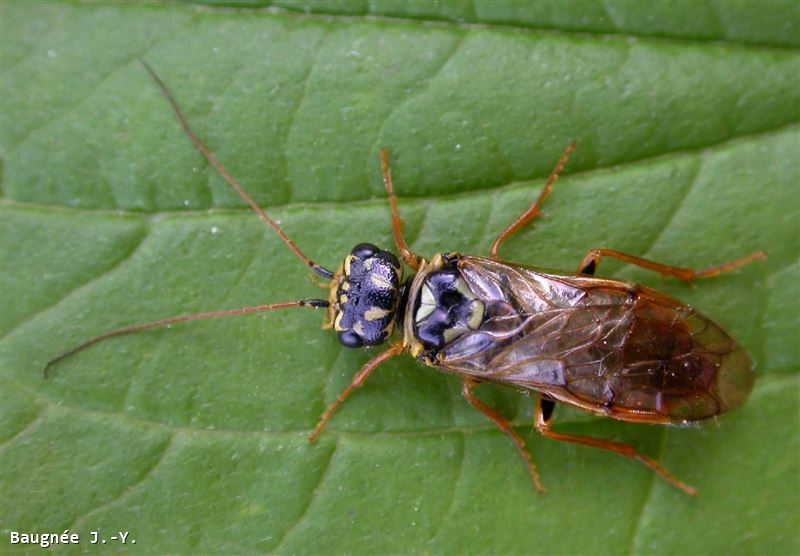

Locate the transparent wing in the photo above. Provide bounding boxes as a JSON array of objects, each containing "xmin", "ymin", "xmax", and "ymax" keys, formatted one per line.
[{"xmin": 437, "ymin": 257, "xmax": 753, "ymax": 423}]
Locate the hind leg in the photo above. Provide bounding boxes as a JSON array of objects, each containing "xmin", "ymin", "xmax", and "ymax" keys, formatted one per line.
[
  {"xmin": 577, "ymin": 249, "xmax": 766, "ymax": 280},
  {"xmin": 534, "ymin": 396, "xmax": 697, "ymax": 495}
]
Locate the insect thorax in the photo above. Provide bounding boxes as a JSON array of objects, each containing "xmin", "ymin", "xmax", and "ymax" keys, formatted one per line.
[
  {"xmin": 328, "ymin": 243, "xmax": 404, "ymax": 348},
  {"xmin": 404, "ymin": 253, "xmax": 485, "ymax": 361}
]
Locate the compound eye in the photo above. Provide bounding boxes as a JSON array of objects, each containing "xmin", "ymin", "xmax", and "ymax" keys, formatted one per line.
[
  {"xmin": 378, "ymin": 250, "xmax": 401, "ymax": 269},
  {"xmin": 351, "ymin": 243, "xmax": 379, "ymax": 259},
  {"xmin": 337, "ymin": 330, "xmax": 364, "ymax": 348}
]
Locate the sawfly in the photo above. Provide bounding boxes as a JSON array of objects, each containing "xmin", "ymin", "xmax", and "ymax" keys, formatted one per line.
[{"xmin": 45, "ymin": 61, "xmax": 766, "ymax": 496}]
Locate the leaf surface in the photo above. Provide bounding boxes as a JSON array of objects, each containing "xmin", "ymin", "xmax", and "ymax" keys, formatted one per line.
[{"xmin": 1, "ymin": 2, "xmax": 798, "ymax": 554}]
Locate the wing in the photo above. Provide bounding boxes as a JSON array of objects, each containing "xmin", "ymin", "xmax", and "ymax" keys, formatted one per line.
[{"xmin": 436, "ymin": 256, "xmax": 753, "ymax": 423}]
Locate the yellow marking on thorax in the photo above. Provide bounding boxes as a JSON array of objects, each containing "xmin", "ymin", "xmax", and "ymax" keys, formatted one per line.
[{"xmin": 402, "ymin": 256, "xmax": 436, "ymax": 357}]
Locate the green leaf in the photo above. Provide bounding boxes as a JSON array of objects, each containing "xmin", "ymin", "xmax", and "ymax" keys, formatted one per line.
[{"xmin": 2, "ymin": 2, "xmax": 798, "ymax": 554}]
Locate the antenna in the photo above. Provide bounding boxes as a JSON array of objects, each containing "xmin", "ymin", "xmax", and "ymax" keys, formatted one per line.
[
  {"xmin": 44, "ymin": 299, "xmax": 329, "ymax": 379},
  {"xmin": 43, "ymin": 64, "xmax": 337, "ymax": 377},
  {"xmin": 140, "ymin": 59, "xmax": 334, "ymax": 279}
]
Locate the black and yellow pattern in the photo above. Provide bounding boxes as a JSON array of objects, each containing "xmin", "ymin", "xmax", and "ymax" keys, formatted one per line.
[{"xmin": 328, "ymin": 243, "xmax": 403, "ymax": 348}]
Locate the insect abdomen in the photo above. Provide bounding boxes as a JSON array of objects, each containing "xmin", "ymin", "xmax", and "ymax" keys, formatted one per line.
[
  {"xmin": 545, "ymin": 290, "xmax": 751, "ymax": 422},
  {"xmin": 567, "ymin": 288, "xmax": 754, "ymax": 422}
]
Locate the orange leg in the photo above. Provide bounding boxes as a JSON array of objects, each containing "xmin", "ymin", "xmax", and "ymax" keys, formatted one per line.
[
  {"xmin": 461, "ymin": 380, "xmax": 545, "ymax": 493},
  {"xmin": 577, "ymin": 248, "xmax": 767, "ymax": 280},
  {"xmin": 379, "ymin": 149, "xmax": 421, "ymax": 271},
  {"xmin": 489, "ymin": 143, "xmax": 576, "ymax": 260},
  {"xmin": 534, "ymin": 397, "xmax": 697, "ymax": 496},
  {"xmin": 309, "ymin": 342, "xmax": 405, "ymax": 442}
]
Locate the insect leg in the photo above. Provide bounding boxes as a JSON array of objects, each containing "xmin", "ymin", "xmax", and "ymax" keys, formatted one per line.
[
  {"xmin": 576, "ymin": 248, "xmax": 767, "ymax": 280},
  {"xmin": 489, "ymin": 143, "xmax": 576, "ymax": 260},
  {"xmin": 309, "ymin": 341, "xmax": 405, "ymax": 443},
  {"xmin": 43, "ymin": 299, "xmax": 329, "ymax": 378},
  {"xmin": 534, "ymin": 396, "xmax": 698, "ymax": 496},
  {"xmin": 379, "ymin": 149, "xmax": 421, "ymax": 271},
  {"xmin": 461, "ymin": 380, "xmax": 545, "ymax": 493}
]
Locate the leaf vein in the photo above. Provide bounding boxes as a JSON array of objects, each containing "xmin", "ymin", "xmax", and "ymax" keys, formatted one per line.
[
  {"xmin": 268, "ymin": 438, "xmax": 339, "ymax": 554},
  {"xmin": 199, "ymin": 45, "xmax": 280, "ymax": 207},
  {"xmin": 119, "ymin": 346, "xmax": 149, "ymax": 415},
  {"xmin": 0, "ymin": 407, "xmax": 46, "ymax": 449},
  {"xmin": 626, "ymin": 428, "xmax": 668, "ymax": 556},
  {"xmin": 284, "ymin": 28, "xmax": 331, "ymax": 204},
  {"xmin": 68, "ymin": 433, "xmax": 175, "ymax": 531},
  {"xmin": 640, "ymin": 155, "xmax": 703, "ymax": 261},
  {"xmin": 6, "ymin": 17, "xmax": 199, "ymax": 157},
  {"xmin": 366, "ymin": 33, "xmax": 465, "ymax": 182},
  {"xmin": 0, "ymin": 221, "xmax": 150, "ymax": 342},
  {"xmin": 313, "ymin": 344, "xmax": 346, "ymax": 433},
  {"xmin": 425, "ymin": 431, "xmax": 466, "ymax": 551},
  {"xmin": 206, "ymin": 3, "xmax": 800, "ymax": 51}
]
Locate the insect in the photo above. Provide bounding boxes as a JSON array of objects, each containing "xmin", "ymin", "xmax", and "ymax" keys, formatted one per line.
[{"xmin": 45, "ymin": 60, "xmax": 767, "ymax": 496}]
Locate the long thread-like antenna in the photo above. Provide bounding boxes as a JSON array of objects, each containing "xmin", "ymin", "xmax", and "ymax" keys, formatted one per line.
[
  {"xmin": 140, "ymin": 59, "xmax": 333, "ymax": 279},
  {"xmin": 44, "ymin": 63, "xmax": 338, "ymax": 377},
  {"xmin": 44, "ymin": 299, "xmax": 329, "ymax": 378}
]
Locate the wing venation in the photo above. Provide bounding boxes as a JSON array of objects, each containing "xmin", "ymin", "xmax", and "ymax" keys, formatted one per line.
[{"xmin": 436, "ymin": 256, "xmax": 752, "ymax": 422}]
